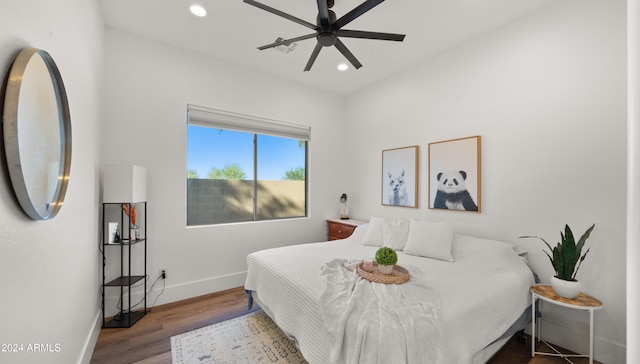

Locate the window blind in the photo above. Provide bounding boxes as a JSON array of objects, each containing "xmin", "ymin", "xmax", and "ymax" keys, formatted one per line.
[{"xmin": 187, "ymin": 104, "xmax": 311, "ymax": 141}]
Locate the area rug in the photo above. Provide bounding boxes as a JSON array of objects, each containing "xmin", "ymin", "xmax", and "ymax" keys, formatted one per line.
[{"xmin": 170, "ymin": 310, "xmax": 308, "ymax": 364}]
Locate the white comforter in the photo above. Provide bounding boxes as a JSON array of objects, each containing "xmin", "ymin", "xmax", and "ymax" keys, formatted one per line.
[{"xmin": 244, "ymin": 225, "xmax": 534, "ymax": 364}]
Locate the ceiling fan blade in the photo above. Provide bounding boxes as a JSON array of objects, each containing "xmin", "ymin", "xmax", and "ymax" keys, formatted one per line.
[
  {"xmin": 337, "ymin": 29, "xmax": 405, "ymax": 42},
  {"xmin": 257, "ymin": 34, "xmax": 317, "ymax": 50},
  {"xmin": 304, "ymin": 43, "xmax": 323, "ymax": 72},
  {"xmin": 244, "ymin": 0, "xmax": 317, "ymax": 30},
  {"xmin": 333, "ymin": 0, "xmax": 385, "ymax": 30},
  {"xmin": 334, "ymin": 38, "xmax": 363, "ymax": 69},
  {"xmin": 316, "ymin": 0, "xmax": 330, "ymax": 28}
]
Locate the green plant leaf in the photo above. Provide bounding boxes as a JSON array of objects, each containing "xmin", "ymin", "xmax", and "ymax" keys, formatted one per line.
[
  {"xmin": 562, "ymin": 225, "xmax": 577, "ymax": 280},
  {"xmin": 543, "ymin": 251, "xmax": 555, "ymax": 271},
  {"xmin": 575, "ymin": 224, "xmax": 595, "ymax": 268},
  {"xmin": 572, "ymin": 247, "xmax": 591, "ymax": 280},
  {"xmin": 553, "ymin": 243, "xmax": 566, "ymax": 279},
  {"xmin": 520, "ymin": 235, "xmax": 555, "ymax": 259}
]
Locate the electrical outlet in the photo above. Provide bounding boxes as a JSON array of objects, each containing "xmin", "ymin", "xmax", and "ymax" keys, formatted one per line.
[{"xmin": 160, "ymin": 267, "xmax": 167, "ymax": 279}]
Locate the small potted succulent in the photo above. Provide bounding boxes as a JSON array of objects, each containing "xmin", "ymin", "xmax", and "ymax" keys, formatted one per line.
[
  {"xmin": 520, "ymin": 223, "xmax": 595, "ymax": 299},
  {"xmin": 375, "ymin": 247, "xmax": 398, "ymax": 275}
]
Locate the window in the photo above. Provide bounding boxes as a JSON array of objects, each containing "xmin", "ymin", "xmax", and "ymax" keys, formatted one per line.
[{"xmin": 186, "ymin": 105, "xmax": 309, "ymax": 226}]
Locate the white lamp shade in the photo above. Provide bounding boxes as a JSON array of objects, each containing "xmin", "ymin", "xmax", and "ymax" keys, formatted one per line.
[{"xmin": 103, "ymin": 165, "xmax": 147, "ymax": 203}]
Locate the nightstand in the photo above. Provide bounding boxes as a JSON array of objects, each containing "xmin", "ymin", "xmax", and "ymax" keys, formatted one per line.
[
  {"xmin": 326, "ymin": 219, "xmax": 367, "ymax": 240},
  {"xmin": 530, "ymin": 284, "xmax": 603, "ymax": 364}
]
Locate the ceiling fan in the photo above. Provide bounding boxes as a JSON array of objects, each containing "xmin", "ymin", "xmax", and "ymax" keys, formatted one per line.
[{"xmin": 243, "ymin": 0, "xmax": 405, "ymax": 71}]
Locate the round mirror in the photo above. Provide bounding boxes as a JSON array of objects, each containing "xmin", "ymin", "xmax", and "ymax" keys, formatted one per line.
[{"xmin": 3, "ymin": 48, "xmax": 72, "ymax": 220}]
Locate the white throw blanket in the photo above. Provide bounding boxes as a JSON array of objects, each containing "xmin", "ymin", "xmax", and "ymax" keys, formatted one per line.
[{"xmin": 319, "ymin": 259, "xmax": 445, "ymax": 364}]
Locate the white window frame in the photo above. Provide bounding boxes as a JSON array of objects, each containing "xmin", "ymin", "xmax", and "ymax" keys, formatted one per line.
[{"xmin": 186, "ymin": 104, "xmax": 310, "ymax": 225}]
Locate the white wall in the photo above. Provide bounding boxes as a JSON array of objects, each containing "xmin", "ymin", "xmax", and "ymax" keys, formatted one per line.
[
  {"xmin": 344, "ymin": 0, "xmax": 626, "ymax": 362},
  {"xmin": 101, "ymin": 30, "xmax": 347, "ymax": 310},
  {"xmin": 627, "ymin": 0, "xmax": 640, "ymax": 362},
  {"xmin": 0, "ymin": 1, "xmax": 104, "ymax": 363}
]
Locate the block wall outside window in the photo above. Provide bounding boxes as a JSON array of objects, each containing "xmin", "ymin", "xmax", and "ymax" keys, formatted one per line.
[{"xmin": 186, "ymin": 179, "xmax": 305, "ymax": 225}]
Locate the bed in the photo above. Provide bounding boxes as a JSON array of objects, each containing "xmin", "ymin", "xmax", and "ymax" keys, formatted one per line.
[{"xmin": 245, "ymin": 219, "xmax": 535, "ymax": 364}]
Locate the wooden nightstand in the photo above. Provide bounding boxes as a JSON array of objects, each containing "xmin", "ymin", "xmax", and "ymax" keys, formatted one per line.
[
  {"xmin": 530, "ymin": 284, "xmax": 603, "ymax": 364},
  {"xmin": 326, "ymin": 219, "xmax": 367, "ymax": 240}
]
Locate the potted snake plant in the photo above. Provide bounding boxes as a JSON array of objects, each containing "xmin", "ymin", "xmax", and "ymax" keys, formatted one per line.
[
  {"xmin": 520, "ymin": 223, "xmax": 595, "ymax": 299},
  {"xmin": 375, "ymin": 247, "xmax": 398, "ymax": 274}
]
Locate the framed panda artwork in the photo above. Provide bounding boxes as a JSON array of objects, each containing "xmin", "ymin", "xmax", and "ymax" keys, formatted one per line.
[
  {"xmin": 382, "ymin": 145, "xmax": 419, "ymax": 208},
  {"xmin": 428, "ymin": 136, "xmax": 481, "ymax": 212}
]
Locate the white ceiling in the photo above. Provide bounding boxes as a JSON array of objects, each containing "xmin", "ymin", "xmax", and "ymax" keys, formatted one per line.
[{"xmin": 100, "ymin": 0, "xmax": 560, "ymax": 95}]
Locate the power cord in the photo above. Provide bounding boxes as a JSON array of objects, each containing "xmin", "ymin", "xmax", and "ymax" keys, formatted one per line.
[
  {"xmin": 115, "ymin": 274, "xmax": 149, "ymax": 311},
  {"xmin": 110, "ymin": 271, "xmax": 166, "ymax": 319},
  {"xmin": 130, "ymin": 273, "xmax": 164, "ymax": 311},
  {"xmin": 147, "ymin": 275, "xmax": 166, "ymax": 310}
]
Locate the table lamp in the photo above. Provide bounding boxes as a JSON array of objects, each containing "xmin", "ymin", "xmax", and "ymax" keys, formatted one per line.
[{"xmin": 339, "ymin": 193, "xmax": 349, "ymax": 220}]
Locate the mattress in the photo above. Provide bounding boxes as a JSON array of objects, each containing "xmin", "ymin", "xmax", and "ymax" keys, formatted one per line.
[{"xmin": 245, "ymin": 224, "xmax": 535, "ymax": 363}]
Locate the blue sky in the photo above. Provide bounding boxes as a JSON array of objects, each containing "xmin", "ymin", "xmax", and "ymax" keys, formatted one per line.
[{"xmin": 187, "ymin": 126, "xmax": 305, "ymax": 180}]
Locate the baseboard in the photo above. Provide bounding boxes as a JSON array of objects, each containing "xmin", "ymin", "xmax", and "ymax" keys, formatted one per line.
[
  {"xmin": 103, "ymin": 270, "xmax": 248, "ymax": 317},
  {"xmin": 532, "ymin": 318, "xmax": 626, "ymax": 363},
  {"xmin": 151, "ymin": 270, "xmax": 248, "ymax": 306},
  {"xmin": 77, "ymin": 309, "xmax": 101, "ymax": 364}
]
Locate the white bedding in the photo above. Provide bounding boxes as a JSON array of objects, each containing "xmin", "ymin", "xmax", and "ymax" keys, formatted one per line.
[
  {"xmin": 244, "ymin": 225, "xmax": 535, "ymax": 364},
  {"xmin": 319, "ymin": 258, "xmax": 444, "ymax": 363}
]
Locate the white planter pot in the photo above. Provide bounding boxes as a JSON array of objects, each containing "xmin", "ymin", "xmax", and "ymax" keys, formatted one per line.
[
  {"xmin": 551, "ymin": 276, "xmax": 581, "ymax": 299},
  {"xmin": 378, "ymin": 264, "xmax": 394, "ymax": 275}
]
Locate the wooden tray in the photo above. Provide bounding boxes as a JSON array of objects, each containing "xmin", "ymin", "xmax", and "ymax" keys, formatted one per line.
[{"xmin": 357, "ymin": 263, "xmax": 410, "ymax": 284}]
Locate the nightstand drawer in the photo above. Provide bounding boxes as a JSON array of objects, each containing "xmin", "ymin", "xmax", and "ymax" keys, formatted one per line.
[{"xmin": 328, "ymin": 221, "xmax": 356, "ymax": 240}]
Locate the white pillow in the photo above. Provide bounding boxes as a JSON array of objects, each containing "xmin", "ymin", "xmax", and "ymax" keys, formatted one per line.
[
  {"xmin": 404, "ymin": 220, "xmax": 454, "ymax": 261},
  {"xmin": 362, "ymin": 216, "xmax": 384, "ymax": 247},
  {"xmin": 382, "ymin": 217, "xmax": 410, "ymax": 251}
]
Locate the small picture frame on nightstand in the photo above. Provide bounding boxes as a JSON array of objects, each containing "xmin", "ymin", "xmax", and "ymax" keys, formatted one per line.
[{"xmin": 108, "ymin": 222, "xmax": 119, "ymax": 244}]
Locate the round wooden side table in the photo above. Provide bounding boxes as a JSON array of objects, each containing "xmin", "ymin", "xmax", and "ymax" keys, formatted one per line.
[{"xmin": 530, "ymin": 284, "xmax": 603, "ymax": 364}]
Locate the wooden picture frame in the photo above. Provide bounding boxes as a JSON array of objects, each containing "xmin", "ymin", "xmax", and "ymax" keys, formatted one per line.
[
  {"xmin": 382, "ymin": 146, "xmax": 419, "ymax": 208},
  {"xmin": 428, "ymin": 136, "xmax": 481, "ymax": 212}
]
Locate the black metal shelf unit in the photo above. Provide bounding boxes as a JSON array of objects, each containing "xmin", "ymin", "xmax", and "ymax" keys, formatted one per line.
[{"xmin": 101, "ymin": 202, "xmax": 147, "ymax": 328}]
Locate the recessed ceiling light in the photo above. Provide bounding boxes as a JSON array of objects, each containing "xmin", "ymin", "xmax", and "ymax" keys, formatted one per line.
[
  {"xmin": 190, "ymin": 4, "xmax": 207, "ymax": 17},
  {"xmin": 337, "ymin": 63, "xmax": 348, "ymax": 71}
]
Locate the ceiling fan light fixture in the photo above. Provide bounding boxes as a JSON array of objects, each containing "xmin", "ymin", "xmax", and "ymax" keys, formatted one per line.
[
  {"xmin": 274, "ymin": 37, "xmax": 298, "ymax": 53},
  {"xmin": 189, "ymin": 4, "xmax": 207, "ymax": 17},
  {"xmin": 337, "ymin": 63, "xmax": 348, "ymax": 71}
]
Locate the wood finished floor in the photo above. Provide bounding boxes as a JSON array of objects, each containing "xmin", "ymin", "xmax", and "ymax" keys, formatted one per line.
[{"xmin": 90, "ymin": 286, "xmax": 601, "ymax": 364}]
